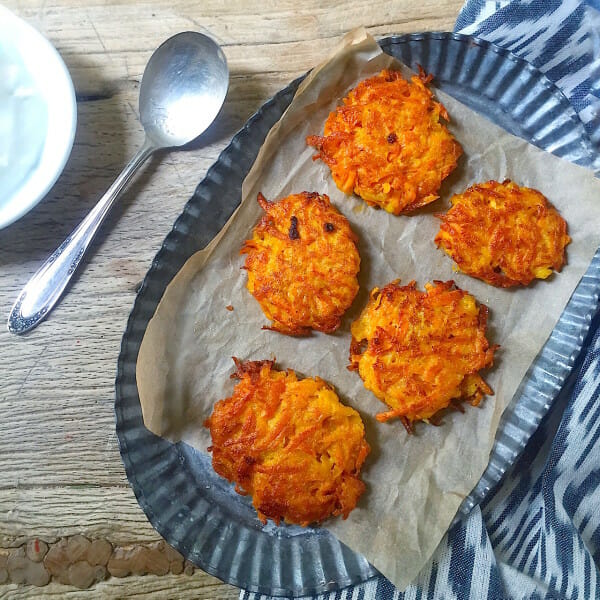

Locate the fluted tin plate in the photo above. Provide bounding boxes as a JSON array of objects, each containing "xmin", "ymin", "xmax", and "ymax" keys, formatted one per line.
[{"xmin": 115, "ymin": 33, "xmax": 600, "ymax": 596}]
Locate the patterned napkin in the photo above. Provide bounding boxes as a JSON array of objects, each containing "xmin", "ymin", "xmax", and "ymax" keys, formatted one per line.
[{"xmin": 241, "ymin": 2, "xmax": 600, "ymax": 597}]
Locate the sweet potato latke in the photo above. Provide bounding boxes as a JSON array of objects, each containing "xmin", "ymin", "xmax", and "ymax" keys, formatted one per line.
[
  {"xmin": 349, "ymin": 281, "xmax": 496, "ymax": 432},
  {"xmin": 205, "ymin": 359, "xmax": 370, "ymax": 526},
  {"xmin": 306, "ymin": 69, "xmax": 462, "ymax": 215},
  {"xmin": 241, "ymin": 192, "xmax": 360, "ymax": 335},
  {"xmin": 435, "ymin": 180, "xmax": 570, "ymax": 287}
]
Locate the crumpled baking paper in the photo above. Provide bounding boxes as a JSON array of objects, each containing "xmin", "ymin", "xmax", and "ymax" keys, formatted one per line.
[{"xmin": 136, "ymin": 28, "xmax": 600, "ymax": 591}]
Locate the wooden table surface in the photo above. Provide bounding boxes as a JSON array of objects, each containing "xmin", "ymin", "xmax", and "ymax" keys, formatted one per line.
[{"xmin": 1, "ymin": 1, "xmax": 463, "ymax": 597}]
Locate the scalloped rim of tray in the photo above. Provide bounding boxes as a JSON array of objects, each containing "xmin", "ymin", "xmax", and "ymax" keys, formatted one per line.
[{"xmin": 115, "ymin": 32, "xmax": 600, "ymax": 597}]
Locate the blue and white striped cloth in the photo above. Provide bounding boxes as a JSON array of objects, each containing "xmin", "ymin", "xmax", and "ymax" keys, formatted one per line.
[{"xmin": 241, "ymin": 2, "xmax": 600, "ymax": 598}]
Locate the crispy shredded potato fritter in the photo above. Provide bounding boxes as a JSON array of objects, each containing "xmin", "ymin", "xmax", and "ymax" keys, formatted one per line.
[
  {"xmin": 435, "ymin": 180, "xmax": 571, "ymax": 287},
  {"xmin": 349, "ymin": 281, "xmax": 497, "ymax": 431},
  {"xmin": 306, "ymin": 69, "xmax": 462, "ymax": 215},
  {"xmin": 205, "ymin": 359, "xmax": 370, "ymax": 526},
  {"xmin": 241, "ymin": 192, "xmax": 360, "ymax": 335}
]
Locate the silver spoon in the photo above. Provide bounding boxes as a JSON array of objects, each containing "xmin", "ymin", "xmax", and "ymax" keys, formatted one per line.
[{"xmin": 8, "ymin": 31, "xmax": 229, "ymax": 334}]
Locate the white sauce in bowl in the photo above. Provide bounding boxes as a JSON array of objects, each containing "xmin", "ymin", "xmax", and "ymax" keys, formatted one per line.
[
  {"xmin": 0, "ymin": 6, "xmax": 76, "ymax": 229},
  {"xmin": 0, "ymin": 42, "xmax": 49, "ymax": 211}
]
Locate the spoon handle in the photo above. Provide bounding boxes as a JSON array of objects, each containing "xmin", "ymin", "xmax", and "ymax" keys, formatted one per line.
[{"xmin": 8, "ymin": 138, "xmax": 156, "ymax": 335}]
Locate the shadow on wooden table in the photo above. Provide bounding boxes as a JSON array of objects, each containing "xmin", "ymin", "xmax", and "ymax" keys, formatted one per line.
[
  {"xmin": 181, "ymin": 69, "xmax": 273, "ymax": 151},
  {"xmin": 1, "ymin": 56, "xmax": 131, "ymax": 272}
]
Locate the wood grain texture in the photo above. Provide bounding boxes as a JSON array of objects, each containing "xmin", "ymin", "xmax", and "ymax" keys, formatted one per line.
[
  {"xmin": 1, "ymin": 575, "xmax": 240, "ymax": 599},
  {"xmin": 0, "ymin": 0, "xmax": 462, "ymax": 595}
]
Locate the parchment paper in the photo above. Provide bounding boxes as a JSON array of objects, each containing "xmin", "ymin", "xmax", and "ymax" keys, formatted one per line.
[{"xmin": 136, "ymin": 29, "xmax": 600, "ymax": 591}]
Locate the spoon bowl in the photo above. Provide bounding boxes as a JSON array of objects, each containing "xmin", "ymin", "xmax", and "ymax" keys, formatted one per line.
[
  {"xmin": 140, "ymin": 32, "xmax": 229, "ymax": 147},
  {"xmin": 9, "ymin": 31, "xmax": 229, "ymax": 334}
]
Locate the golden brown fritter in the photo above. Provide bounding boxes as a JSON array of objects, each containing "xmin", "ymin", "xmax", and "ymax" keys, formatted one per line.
[
  {"xmin": 435, "ymin": 180, "xmax": 571, "ymax": 287},
  {"xmin": 205, "ymin": 359, "xmax": 370, "ymax": 526},
  {"xmin": 306, "ymin": 68, "xmax": 462, "ymax": 215},
  {"xmin": 241, "ymin": 192, "xmax": 360, "ymax": 335},
  {"xmin": 349, "ymin": 281, "xmax": 496, "ymax": 432}
]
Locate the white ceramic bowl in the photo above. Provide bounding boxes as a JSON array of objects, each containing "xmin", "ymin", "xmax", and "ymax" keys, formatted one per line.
[{"xmin": 0, "ymin": 6, "xmax": 77, "ymax": 229}]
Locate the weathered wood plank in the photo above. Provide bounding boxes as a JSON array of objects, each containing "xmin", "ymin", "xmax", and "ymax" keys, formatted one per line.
[
  {"xmin": 1, "ymin": 574, "xmax": 239, "ymax": 599},
  {"xmin": 0, "ymin": 487, "xmax": 163, "ymax": 545},
  {"xmin": 12, "ymin": 1, "xmax": 460, "ymax": 92}
]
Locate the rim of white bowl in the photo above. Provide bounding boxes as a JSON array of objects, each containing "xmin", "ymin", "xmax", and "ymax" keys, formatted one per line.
[{"xmin": 0, "ymin": 6, "xmax": 77, "ymax": 230}]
